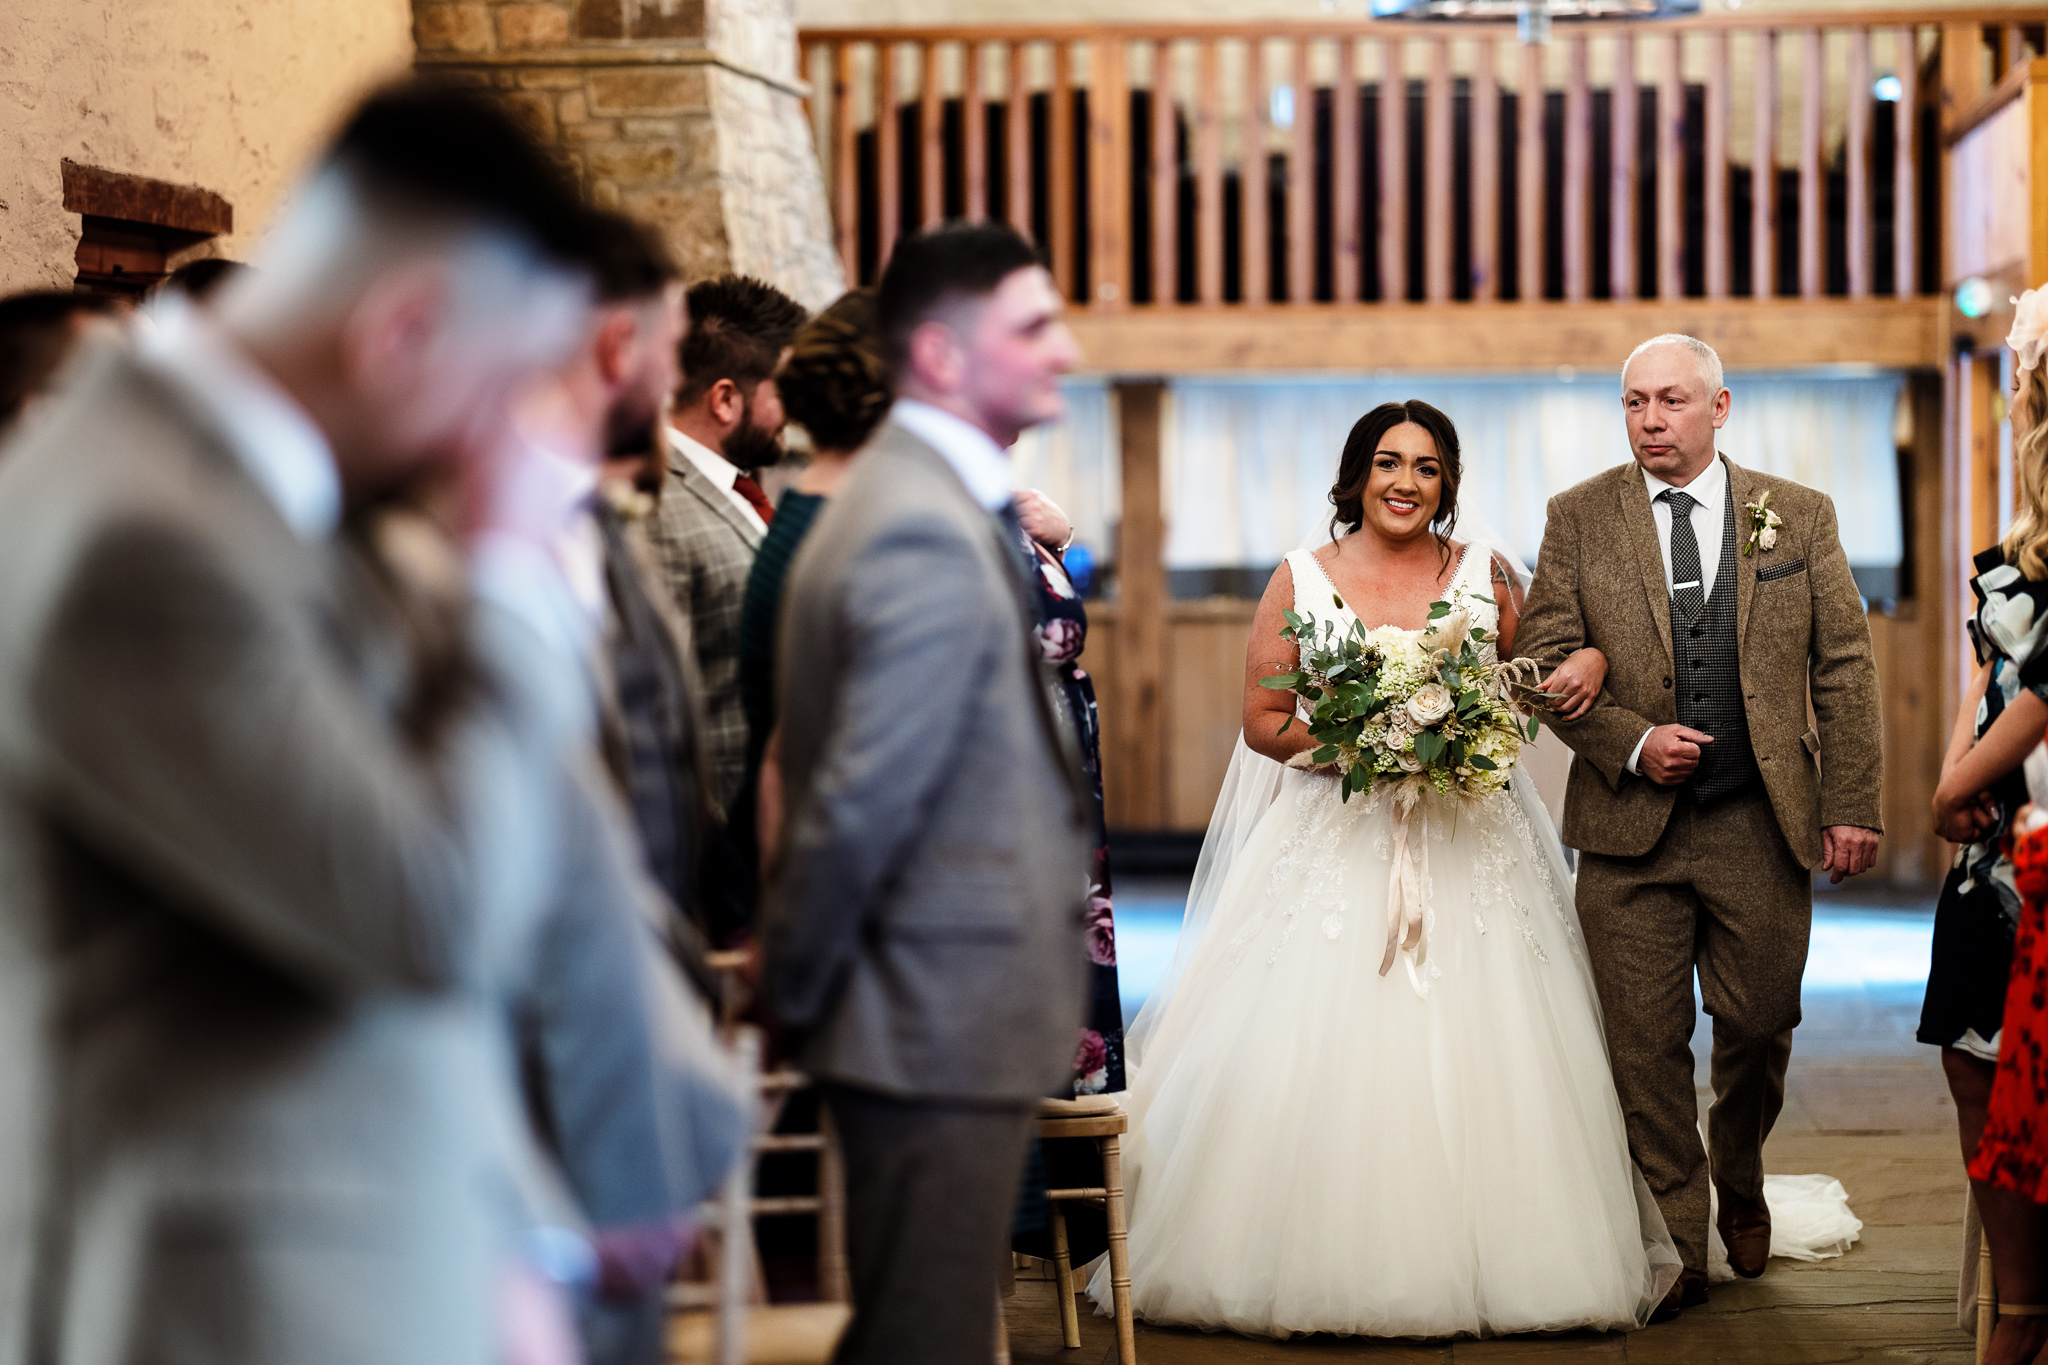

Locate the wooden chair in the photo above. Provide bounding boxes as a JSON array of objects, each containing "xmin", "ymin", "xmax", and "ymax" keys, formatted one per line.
[
  {"xmin": 669, "ymin": 1027, "xmax": 852, "ymax": 1365},
  {"xmin": 1035, "ymin": 1094, "xmax": 1136, "ymax": 1365}
]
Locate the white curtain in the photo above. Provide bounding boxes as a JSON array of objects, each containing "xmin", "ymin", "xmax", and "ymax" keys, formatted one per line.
[{"xmin": 1010, "ymin": 371, "xmax": 1905, "ymax": 579}]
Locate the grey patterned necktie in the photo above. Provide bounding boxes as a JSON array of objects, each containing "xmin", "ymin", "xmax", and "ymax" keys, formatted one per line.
[{"xmin": 1659, "ymin": 489, "xmax": 1706, "ymax": 621}]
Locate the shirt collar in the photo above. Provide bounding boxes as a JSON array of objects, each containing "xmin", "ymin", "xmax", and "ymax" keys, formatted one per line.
[
  {"xmin": 1642, "ymin": 453, "xmax": 1727, "ymax": 514},
  {"xmin": 890, "ymin": 399, "xmax": 1014, "ymax": 514},
  {"xmin": 668, "ymin": 426, "xmax": 740, "ymax": 491},
  {"xmin": 136, "ymin": 294, "xmax": 341, "ymax": 541}
]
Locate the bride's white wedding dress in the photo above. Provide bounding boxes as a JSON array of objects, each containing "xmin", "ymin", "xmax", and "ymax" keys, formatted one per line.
[{"xmin": 1089, "ymin": 546, "xmax": 1680, "ymax": 1339}]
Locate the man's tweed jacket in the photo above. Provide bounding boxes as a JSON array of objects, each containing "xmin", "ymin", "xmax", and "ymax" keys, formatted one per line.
[
  {"xmin": 645, "ymin": 437, "xmax": 763, "ymax": 819},
  {"xmin": 1516, "ymin": 453, "xmax": 1884, "ymax": 864}
]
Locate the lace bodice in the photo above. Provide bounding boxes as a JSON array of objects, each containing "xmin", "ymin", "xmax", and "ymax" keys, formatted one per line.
[{"xmin": 1283, "ymin": 542, "xmax": 1497, "ymax": 642}]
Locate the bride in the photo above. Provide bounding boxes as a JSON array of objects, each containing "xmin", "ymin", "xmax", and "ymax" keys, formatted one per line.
[{"xmin": 1090, "ymin": 400, "xmax": 1681, "ymax": 1339}]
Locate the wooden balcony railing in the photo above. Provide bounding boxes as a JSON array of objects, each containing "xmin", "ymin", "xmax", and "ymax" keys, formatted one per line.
[{"xmin": 800, "ymin": 10, "xmax": 2044, "ymax": 312}]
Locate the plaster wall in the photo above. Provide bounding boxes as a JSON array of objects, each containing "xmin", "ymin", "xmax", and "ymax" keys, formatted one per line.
[{"xmin": 0, "ymin": 0, "xmax": 415, "ymax": 292}]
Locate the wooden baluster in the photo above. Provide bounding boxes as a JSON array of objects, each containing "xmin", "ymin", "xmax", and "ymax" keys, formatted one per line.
[
  {"xmin": 1197, "ymin": 39, "xmax": 1224, "ymax": 304},
  {"xmin": 1007, "ymin": 43, "xmax": 1031, "ymax": 242},
  {"xmin": 920, "ymin": 41, "xmax": 944, "ymax": 228},
  {"xmin": 1846, "ymin": 27, "xmax": 1872, "ymax": 299},
  {"xmin": 1894, "ymin": 26, "xmax": 1918, "ymax": 298},
  {"xmin": 1089, "ymin": 38, "xmax": 1130, "ymax": 308},
  {"xmin": 1656, "ymin": 33, "xmax": 1682, "ymax": 300},
  {"xmin": 879, "ymin": 42, "xmax": 901, "ymax": 269},
  {"xmin": 1471, "ymin": 36, "xmax": 1498, "ymax": 301},
  {"xmin": 831, "ymin": 43, "xmax": 858, "ymax": 283},
  {"xmin": 1426, "ymin": 37, "xmax": 1453, "ymax": 304},
  {"xmin": 1563, "ymin": 35, "xmax": 1590, "ymax": 303},
  {"xmin": 1752, "ymin": 29, "xmax": 1776, "ymax": 298},
  {"xmin": 1289, "ymin": 38, "xmax": 1314, "ymax": 304},
  {"xmin": 1517, "ymin": 39, "xmax": 1543, "ymax": 302},
  {"xmin": 1705, "ymin": 31, "xmax": 1730, "ymax": 299},
  {"xmin": 1245, "ymin": 37, "xmax": 1271, "ymax": 306},
  {"xmin": 2006, "ymin": 23, "xmax": 2030, "ymax": 75},
  {"xmin": 1152, "ymin": 40, "xmax": 1177, "ymax": 306},
  {"xmin": 1611, "ymin": 34, "xmax": 1638, "ymax": 300},
  {"xmin": 965, "ymin": 42, "xmax": 987, "ymax": 221},
  {"xmin": 1799, "ymin": 29, "xmax": 1823, "ymax": 299},
  {"xmin": 1383, "ymin": 36, "xmax": 1408, "ymax": 303},
  {"xmin": 1335, "ymin": 37, "xmax": 1363, "ymax": 302},
  {"xmin": 1051, "ymin": 40, "xmax": 1076, "ymax": 300}
]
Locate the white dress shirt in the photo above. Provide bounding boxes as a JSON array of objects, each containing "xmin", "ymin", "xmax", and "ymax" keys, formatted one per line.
[
  {"xmin": 668, "ymin": 426, "xmax": 767, "ymax": 534},
  {"xmin": 136, "ymin": 295, "xmax": 340, "ymax": 541},
  {"xmin": 1628, "ymin": 454, "xmax": 1729, "ymax": 774},
  {"xmin": 890, "ymin": 398, "xmax": 1014, "ymax": 514}
]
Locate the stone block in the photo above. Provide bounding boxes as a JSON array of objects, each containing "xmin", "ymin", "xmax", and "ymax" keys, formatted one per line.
[
  {"xmin": 587, "ymin": 142, "xmax": 681, "ymax": 184},
  {"xmin": 514, "ymin": 69, "xmax": 584, "ymax": 90},
  {"xmin": 414, "ymin": 3, "xmax": 494, "ymax": 52},
  {"xmin": 587, "ymin": 68, "xmax": 707, "ymax": 114},
  {"xmin": 558, "ymin": 90, "xmax": 589, "ymax": 124},
  {"xmin": 496, "ymin": 4, "xmax": 569, "ymax": 49},
  {"xmin": 574, "ymin": 0, "xmax": 624, "ymax": 40},
  {"xmin": 563, "ymin": 119, "xmax": 620, "ymax": 143},
  {"xmin": 495, "ymin": 90, "xmax": 558, "ymax": 142},
  {"xmin": 620, "ymin": 117, "xmax": 679, "ymax": 141},
  {"xmin": 630, "ymin": 0, "xmax": 704, "ymax": 41}
]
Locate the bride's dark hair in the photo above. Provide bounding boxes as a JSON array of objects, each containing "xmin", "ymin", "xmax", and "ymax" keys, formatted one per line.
[{"xmin": 1329, "ymin": 399, "xmax": 1462, "ymax": 569}]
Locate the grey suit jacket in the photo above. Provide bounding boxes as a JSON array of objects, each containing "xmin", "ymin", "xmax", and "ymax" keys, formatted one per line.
[
  {"xmin": 761, "ymin": 420, "xmax": 1091, "ymax": 1103},
  {"xmin": 644, "ymin": 440, "xmax": 763, "ymax": 818},
  {"xmin": 0, "ymin": 345, "xmax": 529, "ymax": 1365}
]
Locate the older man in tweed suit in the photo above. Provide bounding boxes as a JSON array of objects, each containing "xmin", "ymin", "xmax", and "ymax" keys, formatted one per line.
[
  {"xmin": 1517, "ymin": 335, "xmax": 1884, "ymax": 1321},
  {"xmin": 648, "ymin": 276, "xmax": 807, "ymax": 826}
]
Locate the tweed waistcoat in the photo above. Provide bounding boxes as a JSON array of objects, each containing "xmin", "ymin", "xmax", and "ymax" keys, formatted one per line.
[{"xmin": 1672, "ymin": 493, "xmax": 1759, "ymax": 802}]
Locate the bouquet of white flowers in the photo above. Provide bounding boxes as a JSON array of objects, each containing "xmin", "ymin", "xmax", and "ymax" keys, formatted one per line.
[{"xmin": 1260, "ymin": 593, "xmax": 1545, "ymax": 803}]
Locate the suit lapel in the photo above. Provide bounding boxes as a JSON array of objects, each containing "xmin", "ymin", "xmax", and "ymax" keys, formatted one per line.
[
  {"xmin": 1619, "ymin": 469, "xmax": 1676, "ymax": 674},
  {"xmin": 1726, "ymin": 454, "xmax": 1757, "ymax": 647},
  {"xmin": 665, "ymin": 436, "xmax": 766, "ymax": 549}
]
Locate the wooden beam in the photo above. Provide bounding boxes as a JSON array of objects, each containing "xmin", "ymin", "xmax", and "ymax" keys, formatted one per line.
[
  {"xmin": 1152, "ymin": 40, "xmax": 1177, "ymax": 306},
  {"xmin": 1289, "ymin": 38, "xmax": 1315, "ymax": 303},
  {"xmin": 1657, "ymin": 33, "xmax": 1684, "ymax": 299},
  {"xmin": 1518, "ymin": 39, "xmax": 1543, "ymax": 301},
  {"xmin": 1007, "ymin": 42, "xmax": 1031, "ymax": 241},
  {"xmin": 1471, "ymin": 37, "xmax": 1499, "ymax": 301},
  {"xmin": 1942, "ymin": 22, "xmax": 1990, "ymax": 135},
  {"xmin": 1800, "ymin": 29, "xmax": 1824, "ymax": 299},
  {"xmin": 1427, "ymin": 37, "xmax": 1455, "ymax": 303},
  {"xmin": 1111, "ymin": 379, "xmax": 1167, "ymax": 830},
  {"xmin": 965, "ymin": 41, "xmax": 988, "ymax": 221},
  {"xmin": 1705, "ymin": 31, "xmax": 1731, "ymax": 298},
  {"xmin": 1611, "ymin": 34, "xmax": 1638, "ymax": 300},
  {"xmin": 1196, "ymin": 39, "xmax": 1224, "ymax": 304},
  {"xmin": 1334, "ymin": 38, "xmax": 1363, "ymax": 302},
  {"xmin": 920, "ymin": 41, "xmax": 944, "ymax": 228},
  {"xmin": 1051, "ymin": 41, "xmax": 1077, "ymax": 298},
  {"xmin": 1088, "ymin": 37, "xmax": 1131, "ymax": 308},
  {"xmin": 1753, "ymin": 29, "xmax": 1777, "ymax": 298},
  {"xmin": 1895, "ymin": 26, "xmax": 1918, "ymax": 296},
  {"xmin": 878, "ymin": 42, "xmax": 901, "ymax": 267},
  {"xmin": 1244, "ymin": 38, "xmax": 1271, "ymax": 305},
  {"xmin": 831, "ymin": 43, "xmax": 858, "ymax": 282},
  {"xmin": 1383, "ymin": 37, "xmax": 1408, "ymax": 303},
  {"xmin": 1563, "ymin": 35, "xmax": 1591, "ymax": 302},
  {"xmin": 1063, "ymin": 297, "xmax": 1944, "ymax": 373},
  {"xmin": 1847, "ymin": 28, "xmax": 1872, "ymax": 298}
]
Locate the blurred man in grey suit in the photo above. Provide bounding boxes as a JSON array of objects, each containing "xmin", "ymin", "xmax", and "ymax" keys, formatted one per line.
[
  {"xmin": 762, "ymin": 223, "xmax": 1090, "ymax": 1365},
  {"xmin": 0, "ymin": 83, "xmax": 600, "ymax": 1365}
]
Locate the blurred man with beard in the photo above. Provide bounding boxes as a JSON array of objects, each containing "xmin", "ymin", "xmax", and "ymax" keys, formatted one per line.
[{"xmin": 647, "ymin": 275, "xmax": 806, "ymax": 941}]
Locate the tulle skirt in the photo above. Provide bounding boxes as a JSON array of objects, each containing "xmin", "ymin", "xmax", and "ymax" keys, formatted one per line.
[{"xmin": 1090, "ymin": 769, "xmax": 1679, "ymax": 1339}]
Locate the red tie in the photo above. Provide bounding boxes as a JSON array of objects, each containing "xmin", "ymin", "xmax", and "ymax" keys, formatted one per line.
[{"xmin": 732, "ymin": 473, "xmax": 775, "ymax": 527}]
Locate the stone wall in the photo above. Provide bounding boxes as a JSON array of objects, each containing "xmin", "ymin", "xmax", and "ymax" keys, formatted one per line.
[
  {"xmin": 0, "ymin": 0, "xmax": 415, "ymax": 293},
  {"xmin": 415, "ymin": 0, "xmax": 844, "ymax": 308}
]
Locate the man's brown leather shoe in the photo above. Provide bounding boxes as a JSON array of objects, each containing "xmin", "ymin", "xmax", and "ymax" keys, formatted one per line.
[
  {"xmin": 1716, "ymin": 1181, "xmax": 1772, "ymax": 1279},
  {"xmin": 1648, "ymin": 1268, "xmax": 1709, "ymax": 1324}
]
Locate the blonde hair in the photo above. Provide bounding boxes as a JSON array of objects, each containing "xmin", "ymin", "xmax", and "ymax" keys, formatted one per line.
[{"xmin": 2002, "ymin": 363, "xmax": 2048, "ymax": 577}]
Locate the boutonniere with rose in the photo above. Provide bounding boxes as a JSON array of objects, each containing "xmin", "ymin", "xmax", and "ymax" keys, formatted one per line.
[{"xmin": 1742, "ymin": 490, "xmax": 1783, "ymax": 556}]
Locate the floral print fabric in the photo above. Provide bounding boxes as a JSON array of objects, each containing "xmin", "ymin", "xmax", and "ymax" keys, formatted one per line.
[{"xmin": 1969, "ymin": 817, "xmax": 2048, "ymax": 1201}]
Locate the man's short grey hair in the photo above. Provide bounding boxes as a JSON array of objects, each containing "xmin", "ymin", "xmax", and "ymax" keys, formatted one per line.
[{"xmin": 1622, "ymin": 333, "xmax": 1725, "ymax": 395}]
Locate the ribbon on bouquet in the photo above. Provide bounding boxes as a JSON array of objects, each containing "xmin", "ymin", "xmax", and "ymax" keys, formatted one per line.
[{"xmin": 1379, "ymin": 780, "xmax": 1431, "ymax": 998}]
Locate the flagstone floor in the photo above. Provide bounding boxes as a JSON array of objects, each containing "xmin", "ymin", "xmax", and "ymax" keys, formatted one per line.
[{"xmin": 1009, "ymin": 878, "xmax": 1973, "ymax": 1363}]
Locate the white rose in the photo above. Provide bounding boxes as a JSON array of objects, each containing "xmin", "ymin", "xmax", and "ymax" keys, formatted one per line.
[
  {"xmin": 1758, "ymin": 527, "xmax": 1778, "ymax": 551},
  {"xmin": 1395, "ymin": 749, "xmax": 1425, "ymax": 773},
  {"xmin": 1406, "ymin": 682, "xmax": 1454, "ymax": 727}
]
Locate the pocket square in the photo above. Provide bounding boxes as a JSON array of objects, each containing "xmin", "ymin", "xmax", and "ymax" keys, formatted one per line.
[{"xmin": 1756, "ymin": 557, "xmax": 1807, "ymax": 582}]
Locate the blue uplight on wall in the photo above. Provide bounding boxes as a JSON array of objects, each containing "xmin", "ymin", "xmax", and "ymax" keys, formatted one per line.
[{"xmin": 1873, "ymin": 75, "xmax": 1903, "ymax": 103}]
